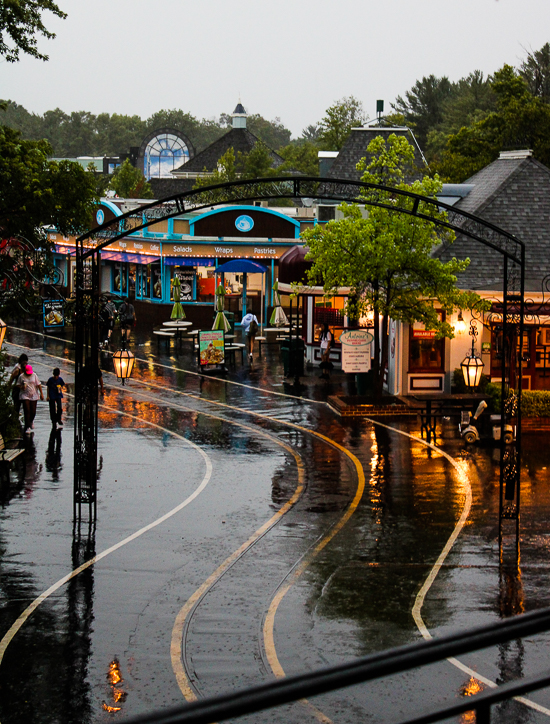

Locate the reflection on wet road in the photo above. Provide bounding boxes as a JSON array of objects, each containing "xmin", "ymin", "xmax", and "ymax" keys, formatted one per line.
[{"xmin": 1, "ymin": 330, "xmax": 550, "ymax": 724}]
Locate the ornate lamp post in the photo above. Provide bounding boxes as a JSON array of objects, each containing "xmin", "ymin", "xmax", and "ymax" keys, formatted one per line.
[{"xmin": 461, "ymin": 320, "xmax": 484, "ymax": 389}]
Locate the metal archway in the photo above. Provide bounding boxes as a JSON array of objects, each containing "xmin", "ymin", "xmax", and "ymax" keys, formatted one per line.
[{"xmin": 74, "ymin": 176, "xmax": 525, "ymax": 554}]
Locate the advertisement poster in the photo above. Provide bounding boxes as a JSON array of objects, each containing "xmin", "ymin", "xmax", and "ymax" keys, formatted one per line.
[
  {"xmin": 172, "ymin": 270, "xmax": 195, "ymax": 302},
  {"xmin": 43, "ymin": 299, "xmax": 65, "ymax": 329},
  {"xmin": 340, "ymin": 329, "xmax": 373, "ymax": 373},
  {"xmin": 199, "ymin": 330, "xmax": 225, "ymax": 367}
]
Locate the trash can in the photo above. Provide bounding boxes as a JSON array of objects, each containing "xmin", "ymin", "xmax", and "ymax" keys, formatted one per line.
[
  {"xmin": 281, "ymin": 338, "xmax": 305, "ymax": 378},
  {"xmin": 225, "ymin": 312, "xmax": 235, "ymax": 334}
]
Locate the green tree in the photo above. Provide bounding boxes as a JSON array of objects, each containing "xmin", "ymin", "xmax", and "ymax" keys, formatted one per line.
[
  {"xmin": 432, "ymin": 65, "xmax": 550, "ymax": 181},
  {"xmin": 0, "ymin": 125, "xmax": 98, "ymax": 317},
  {"xmin": 278, "ymin": 141, "xmax": 319, "ymax": 175},
  {"xmin": 392, "ymin": 75, "xmax": 454, "ymax": 149},
  {"xmin": 302, "ymin": 134, "xmax": 482, "ymax": 398},
  {"xmin": 520, "ymin": 43, "xmax": 550, "ymax": 102},
  {"xmin": 0, "ymin": 0, "xmax": 66, "ymax": 62},
  {"xmin": 318, "ymin": 96, "xmax": 365, "ymax": 151},
  {"xmin": 108, "ymin": 158, "xmax": 153, "ymax": 198}
]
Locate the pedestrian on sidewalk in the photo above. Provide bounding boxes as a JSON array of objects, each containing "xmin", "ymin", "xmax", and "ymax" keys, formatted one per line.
[
  {"xmin": 241, "ymin": 311, "xmax": 259, "ymax": 360},
  {"xmin": 319, "ymin": 322, "xmax": 333, "ymax": 379},
  {"xmin": 18, "ymin": 364, "xmax": 43, "ymax": 434},
  {"xmin": 9, "ymin": 353, "xmax": 28, "ymax": 416},
  {"xmin": 119, "ymin": 299, "xmax": 136, "ymax": 343},
  {"xmin": 100, "ymin": 296, "xmax": 116, "ymax": 346},
  {"xmin": 46, "ymin": 367, "xmax": 66, "ymax": 429}
]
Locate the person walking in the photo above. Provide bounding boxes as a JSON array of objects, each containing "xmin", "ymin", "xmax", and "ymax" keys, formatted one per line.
[
  {"xmin": 18, "ymin": 364, "xmax": 43, "ymax": 434},
  {"xmin": 100, "ymin": 296, "xmax": 116, "ymax": 346},
  {"xmin": 46, "ymin": 367, "xmax": 66, "ymax": 429},
  {"xmin": 241, "ymin": 311, "xmax": 259, "ymax": 360},
  {"xmin": 319, "ymin": 322, "xmax": 333, "ymax": 379},
  {"xmin": 9, "ymin": 353, "xmax": 28, "ymax": 417},
  {"xmin": 119, "ymin": 299, "xmax": 136, "ymax": 343}
]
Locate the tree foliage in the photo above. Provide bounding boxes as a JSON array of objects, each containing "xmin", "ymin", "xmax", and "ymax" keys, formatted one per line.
[
  {"xmin": 0, "ymin": 0, "xmax": 66, "ymax": 62},
  {"xmin": 520, "ymin": 43, "xmax": 550, "ymax": 102},
  {"xmin": 318, "ymin": 96, "xmax": 365, "ymax": 151},
  {"xmin": 302, "ymin": 134, "xmax": 483, "ymax": 397},
  {"xmin": 431, "ymin": 64, "xmax": 550, "ymax": 181},
  {"xmin": 108, "ymin": 158, "xmax": 153, "ymax": 199},
  {"xmin": 392, "ymin": 75, "xmax": 454, "ymax": 149},
  {"xmin": 0, "ymin": 124, "xmax": 98, "ymax": 317}
]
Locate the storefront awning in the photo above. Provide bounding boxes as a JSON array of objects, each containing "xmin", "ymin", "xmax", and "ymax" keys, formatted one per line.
[
  {"xmin": 163, "ymin": 257, "xmax": 214, "ymax": 267},
  {"xmin": 54, "ymin": 244, "xmax": 76, "ymax": 256},
  {"xmin": 101, "ymin": 251, "xmax": 160, "ymax": 264},
  {"xmin": 215, "ymin": 259, "xmax": 267, "ymax": 274}
]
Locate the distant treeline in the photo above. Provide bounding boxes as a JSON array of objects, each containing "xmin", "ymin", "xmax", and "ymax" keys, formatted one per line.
[{"xmin": 0, "ymin": 104, "xmax": 293, "ymax": 157}]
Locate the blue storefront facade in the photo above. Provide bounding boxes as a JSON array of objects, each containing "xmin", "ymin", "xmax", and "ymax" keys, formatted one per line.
[{"xmin": 49, "ymin": 200, "xmax": 313, "ymax": 323}]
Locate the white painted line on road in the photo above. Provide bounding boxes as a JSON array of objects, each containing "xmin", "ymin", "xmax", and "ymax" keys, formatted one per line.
[
  {"xmin": 0, "ymin": 406, "xmax": 213, "ymax": 670},
  {"xmin": 371, "ymin": 419, "xmax": 550, "ymax": 718}
]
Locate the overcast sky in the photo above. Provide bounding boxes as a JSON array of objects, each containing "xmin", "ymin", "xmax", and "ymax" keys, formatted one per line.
[{"xmin": 2, "ymin": 0, "xmax": 550, "ymax": 138}]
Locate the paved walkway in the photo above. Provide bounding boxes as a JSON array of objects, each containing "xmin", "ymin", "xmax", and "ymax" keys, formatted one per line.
[{"xmin": 1, "ymin": 325, "xmax": 550, "ymax": 724}]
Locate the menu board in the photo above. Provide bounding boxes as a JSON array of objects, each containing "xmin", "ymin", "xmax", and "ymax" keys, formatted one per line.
[
  {"xmin": 340, "ymin": 329, "xmax": 373, "ymax": 373},
  {"xmin": 43, "ymin": 299, "xmax": 65, "ymax": 329},
  {"xmin": 198, "ymin": 330, "xmax": 225, "ymax": 367}
]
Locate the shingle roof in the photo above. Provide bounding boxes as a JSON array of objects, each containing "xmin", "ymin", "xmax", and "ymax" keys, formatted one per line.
[
  {"xmin": 327, "ymin": 126, "xmax": 426, "ymax": 184},
  {"xmin": 436, "ymin": 155, "xmax": 550, "ymax": 293},
  {"xmin": 149, "ymin": 177, "xmax": 195, "ymax": 199},
  {"xmin": 173, "ymin": 128, "xmax": 283, "ymax": 173}
]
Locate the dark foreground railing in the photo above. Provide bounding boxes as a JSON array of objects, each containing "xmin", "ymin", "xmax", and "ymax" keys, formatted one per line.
[{"xmin": 126, "ymin": 607, "xmax": 550, "ymax": 724}]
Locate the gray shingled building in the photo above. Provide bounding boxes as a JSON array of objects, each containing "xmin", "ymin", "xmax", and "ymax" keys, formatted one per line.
[
  {"xmin": 438, "ymin": 149, "xmax": 550, "ymax": 294},
  {"xmin": 149, "ymin": 103, "xmax": 283, "ymax": 199}
]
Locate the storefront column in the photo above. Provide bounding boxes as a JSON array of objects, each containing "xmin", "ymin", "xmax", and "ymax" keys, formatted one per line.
[{"xmin": 242, "ymin": 273, "xmax": 248, "ymax": 316}]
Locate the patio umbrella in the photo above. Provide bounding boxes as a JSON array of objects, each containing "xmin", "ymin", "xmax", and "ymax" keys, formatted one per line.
[
  {"xmin": 212, "ymin": 283, "xmax": 231, "ymax": 332},
  {"xmin": 170, "ymin": 275, "xmax": 185, "ymax": 320},
  {"xmin": 269, "ymin": 279, "xmax": 288, "ymax": 327}
]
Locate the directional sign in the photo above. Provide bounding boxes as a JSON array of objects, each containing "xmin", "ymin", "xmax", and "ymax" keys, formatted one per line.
[{"xmin": 340, "ymin": 329, "xmax": 373, "ymax": 373}]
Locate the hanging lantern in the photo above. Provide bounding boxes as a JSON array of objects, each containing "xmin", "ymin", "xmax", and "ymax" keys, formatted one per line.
[
  {"xmin": 461, "ymin": 320, "xmax": 484, "ymax": 389},
  {"xmin": 112, "ymin": 348, "xmax": 135, "ymax": 384},
  {"xmin": 0, "ymin": 318, "xmax": 6, "ymax": 349}
]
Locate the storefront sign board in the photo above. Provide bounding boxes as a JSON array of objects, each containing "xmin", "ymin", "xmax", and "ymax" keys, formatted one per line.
[
  {"xmin": 340, "ymin": 330, "xmax": 373, "ymax": 373},
  {"xmin": 199, "ymin": 330, "xmax": 225, "ymax": 367},
  {"xmin": 43, "ymin": 299, "xmax": 65, "ymax": 329}
]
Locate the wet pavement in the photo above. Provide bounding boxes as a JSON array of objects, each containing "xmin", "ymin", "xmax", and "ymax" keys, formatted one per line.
[{"xmin": 1, "ymin": 324, "xmax": 550, "ymax": 724}]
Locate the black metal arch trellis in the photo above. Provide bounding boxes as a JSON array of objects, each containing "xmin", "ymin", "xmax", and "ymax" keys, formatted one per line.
[{"xmin": 75, "ymin": 176, "xmax": 525, "ymax": 553}]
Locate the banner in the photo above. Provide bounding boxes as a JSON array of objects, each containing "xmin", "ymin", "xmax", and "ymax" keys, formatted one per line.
[{"xmin": 340, "ymin": 329, "xmax": 373, "ymax": 373}]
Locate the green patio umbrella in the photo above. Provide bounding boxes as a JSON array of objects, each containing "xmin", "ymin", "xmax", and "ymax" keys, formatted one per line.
[
  {"xmin": 212, "ymin": 283, "xmax": 231, "ymax": 332},
  {"xmin": 170, "ymin": 275, "xmax": 185, "ymax": 319},
  {"xmin": 269, "ymin": 279, "xmax": 288, "ymax": 327}
]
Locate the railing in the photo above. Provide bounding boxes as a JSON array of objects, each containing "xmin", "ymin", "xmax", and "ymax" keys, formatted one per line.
[{"xmin": 126, "ymin": 607, "xmax": 550, "ymax": 724}]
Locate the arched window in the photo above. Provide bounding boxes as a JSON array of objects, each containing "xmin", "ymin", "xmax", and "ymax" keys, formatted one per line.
[{"xmin": 141, "ymin": 130, "xmax": 193, "ymax": 179}]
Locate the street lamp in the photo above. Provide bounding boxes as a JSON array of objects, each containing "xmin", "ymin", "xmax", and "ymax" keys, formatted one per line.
[
  {"xmin": 461, "ymin": 320, "xmax": 484, "ymax": 389},
  {"xmin": 0, "ymin": 318, "xmax": 6, "ymax": 349},
  {"xmin": 112, "ymin": 346, "xmax": 135, "ymax": 385}
]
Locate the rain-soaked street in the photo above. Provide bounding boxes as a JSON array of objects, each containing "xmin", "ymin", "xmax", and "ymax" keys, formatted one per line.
[{"xmin": 1, "ymin": 325, "xmax": 550, "ymax": 724}]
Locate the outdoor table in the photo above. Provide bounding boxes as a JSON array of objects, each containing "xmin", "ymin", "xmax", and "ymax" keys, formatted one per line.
[
  {"xmin": 225, "ymin": 344, "xmax": 246, "ymax": 365},
  {"xmin": 410, "ymin": 393, "xmax": 486, "ymax": 442},
  {"xmin": 162, "ymin": 320, "xmax": 193, "ymax": 327}
]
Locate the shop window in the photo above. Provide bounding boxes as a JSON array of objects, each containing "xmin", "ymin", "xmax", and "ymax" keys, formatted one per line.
[
  {"xmin": 113, "ymin": 263, "xmax": 127, "ymax": 295},
  {"xmin": 171, "ymin": 269, "xmax": 195, "ymax": 302},
  {"xmin": 151, "ymin": 263, "xmax": 162, "ymax": 299},
  {"xmin": 409, "ymin": 317, "xmax": 444, "ymax": 372}
]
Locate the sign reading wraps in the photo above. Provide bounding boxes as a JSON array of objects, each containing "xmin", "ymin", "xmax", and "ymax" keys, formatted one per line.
[
  {"xmin": 199, "ymin": 330, "xmax": 225, "ymax": 367},
  {"xmin": 340, "ymin": 329, "xmax": 373, "ymax": 373},
  {"xmin": 43, "ymin": 299, "xmax": 65, "ymax": 329}
]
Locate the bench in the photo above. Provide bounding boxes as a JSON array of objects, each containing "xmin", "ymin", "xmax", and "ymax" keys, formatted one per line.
[{"xmin": 0, "ymin": 434, "xmax": 25, "ymax": 479}]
